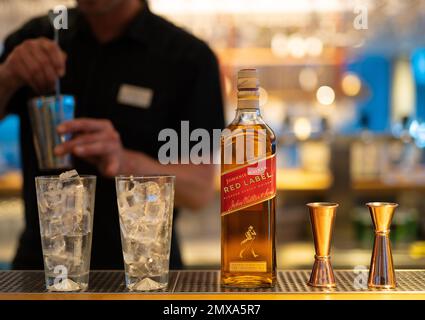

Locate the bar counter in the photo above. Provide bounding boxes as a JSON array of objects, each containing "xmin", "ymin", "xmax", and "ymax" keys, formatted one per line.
[{"xmin": 1, "ymin": 270, "xmax": 425, "ymax": 300}]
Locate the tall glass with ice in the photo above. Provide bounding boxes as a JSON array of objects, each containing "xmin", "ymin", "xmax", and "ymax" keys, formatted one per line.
[
  {"xmin": 115, "ymin": 175, "xmax": 175, "ymax": 291},
  {"xmin": 35, "ymin": 170, "xmax": 96, "ymax": 292}
]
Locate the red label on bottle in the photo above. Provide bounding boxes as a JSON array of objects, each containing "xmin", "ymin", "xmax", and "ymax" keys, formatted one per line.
[{"xmin": 221, "ymin": 155, "xmax": 276, "ymax": 216}]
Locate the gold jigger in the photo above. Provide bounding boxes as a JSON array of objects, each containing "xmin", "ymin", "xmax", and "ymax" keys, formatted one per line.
[
  {"xmin": 307, "ymin": 202, "xmax": 338, "ymax": 288},
  {"xmin": 366, "ymin": 202, "xmax": 398, "ymax": 289}
]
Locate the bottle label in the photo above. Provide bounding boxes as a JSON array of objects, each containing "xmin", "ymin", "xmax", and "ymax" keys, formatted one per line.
[
  {"xmin": 229, "ymin": 261, "xmax": 267, "ymax": 273},
  {"xmin": 221, "ymin": 155, "xmax": 276, "ymax": 216}
]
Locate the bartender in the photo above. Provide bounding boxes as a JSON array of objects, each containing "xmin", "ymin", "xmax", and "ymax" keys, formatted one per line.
[{"xmin": 0, "ymin": 0, "xmax": 224, "ymax": 270}]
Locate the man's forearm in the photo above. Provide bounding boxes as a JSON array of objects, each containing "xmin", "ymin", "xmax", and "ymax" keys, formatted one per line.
[
  {"xmin": 0, "ymin": 64, "xmax": 19, "ymax": 119},
  {"xmin": 121, "ymin": 149, "xmax": 216, "ymax": 210}
]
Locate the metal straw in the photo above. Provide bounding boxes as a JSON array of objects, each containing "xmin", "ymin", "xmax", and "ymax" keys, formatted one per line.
[
  {"xmin": 49, "ymin": 10, "xmax": 65, "ymax": 146},
  {"xmin": 53, "ymin": 26, "xmax": 61, "ymax": 103}
]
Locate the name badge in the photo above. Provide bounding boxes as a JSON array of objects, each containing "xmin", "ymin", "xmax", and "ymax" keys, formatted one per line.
[{"xmin": 117, "ymin": 84, "xmax": 153, "ymax": 109}]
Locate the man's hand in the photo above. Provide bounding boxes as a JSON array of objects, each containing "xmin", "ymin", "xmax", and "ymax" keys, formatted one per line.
[
  {"xmin": 54, "ymin": 118, "xmax": 124, "ymax": 177},
  {"xmin": 2, "ymin": 37, "xmax": 66, "ymax": 94}
]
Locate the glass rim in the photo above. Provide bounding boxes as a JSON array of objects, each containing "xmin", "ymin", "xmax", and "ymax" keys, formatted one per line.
[
  {"xmin": 28, "ymin": 94, "xmax": 74, "ymax": 102},
  {"xmin": 306, "ymin": 202, "xmax": 339, "ymax": 208},
  {"xmin": 115, "ymin": 175, "xmax": 176, "ymax": 180},
  {"xmin": 35, "ymin": 174, "xmax": 97, "ymax": 181},
  {"xmin": 366, "ymin": 202, "xmax": 398, "ymax": 208}
]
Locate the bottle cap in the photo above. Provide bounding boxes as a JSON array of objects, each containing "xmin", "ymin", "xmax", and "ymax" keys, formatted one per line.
[{"xmin": 237, "ymin": 68, "xmax": 259, "ymax": 90}]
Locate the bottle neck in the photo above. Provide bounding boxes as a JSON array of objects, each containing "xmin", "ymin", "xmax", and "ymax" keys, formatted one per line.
[
  {"xmin": 237, "ymin": 88, "xmax": 259, "ymax": 109},
  {"xmin": 235, "ymin": 108, "xmax": 261, "ymax": 118},
  {"xmin": 233, "ymin": 108, "xmax": 263, "ymax": 125}
]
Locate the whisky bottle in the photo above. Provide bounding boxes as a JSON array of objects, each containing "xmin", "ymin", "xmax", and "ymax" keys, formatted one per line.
[{"xmin": 221, "ymin": 68, "xmax": 276, "ymax": 288}]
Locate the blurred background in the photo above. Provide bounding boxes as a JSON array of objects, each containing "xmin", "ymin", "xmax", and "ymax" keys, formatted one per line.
[{"xmin": 1, "ymin": 0, "xmax": 425, "ymax": 270}]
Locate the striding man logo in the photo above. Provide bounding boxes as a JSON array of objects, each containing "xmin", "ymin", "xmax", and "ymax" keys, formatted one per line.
[{"xmin": 239, "ymin": 225, "xmax": 259, "ymax": 259}]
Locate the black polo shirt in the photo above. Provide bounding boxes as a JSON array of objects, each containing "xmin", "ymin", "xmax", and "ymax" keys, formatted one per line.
[{"xmin": 0, "ymin": 4, "xmax": 224, "ymax": 270}]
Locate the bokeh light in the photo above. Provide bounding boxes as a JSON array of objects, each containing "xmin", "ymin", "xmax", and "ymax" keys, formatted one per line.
[
  {"xmin": 299, "ymin": 67, "xmax": 318, "ymax": 91},
  {"xmin": 294, "ymin": 117, "xmax": 312, "ymax": 140},
  {"xmin": 305, "ymin": 37, "xmax": 323, "ymax": 57},
  {"xmin": 341, "ymin": 72, "xmax": 362, "ymax": 96},
  {"xmin": 271, "ymin": 33, "xmax": 288, "ymax": 57},
  {"xmin": 316, "ymin": 85, "xmax": 335, "ymax": 105},
  {"xmin": 287, "ymin": 35, "xmax": 306, "ymax": 58}
]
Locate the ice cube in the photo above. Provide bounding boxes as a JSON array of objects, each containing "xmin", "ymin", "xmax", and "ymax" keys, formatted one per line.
[
  {"xmin": 63, "ymin": 187, "xmax": 84, "ymax": 212},
  {"xmin": 150, "ymin": 238, "xmax": 169, "ymax": 256},
  {"xmin": 59, "ymin": 169, "xmax": 79, "ymax": 180},
  {"xmin": 130, "ymin": 278, "xmax": 163, "ymax": 291},
  {"xmin": 136, "ymin": 219, "xmax": 160, "ymax": 242},
  {"xmin": 118, "ymin": 181, "xmax": 147, "ymax": 212},
  {"xmin": 145, "ymin": 181, "xmax": 160, "ymax": 202},
  {"xmin": 59, "ymin": 170, "xmax": 85, "ymax": 234},
  {"xmin": 44, "ymin": 253, "xmax": 68, "ymax": 271},
  {"xmin": 123, "ymin": 235, "xmax": 149, "ymax": 263},
  {"xmin": 134, "ymin": 242, "xmax": 151, "ymax": 261},
  {"xmin": 127, "ymin": 261, "xmax": 149, "ymax": 277},
  {"xmin": 45, "ymin": 216, "xmax": 64, "ymax": 237},
  {"xmin": 120, "ymin": 209, "xmax": 143, "ymax": 238},
  {"xmin": 145, "ymin": 253, "xmax": 167, "ymax": 276},
  {"xmin": 144, "ymin": 201, "xmax": 165, "ymax": 223},
  {"xmin": 47, "ymin": 180, "xmax": 62, "ymax": 192},
  {"xmin": 123, "ymin": 238, "xmax": 150, "ymax": 263},
  {"xmin": 133, "ymin": 181, "xmax": 148, "ymax": 201},
  {"xmin": 118, "ymin": 191, "xmax": 145, "ymax": 211},
  {"xmin": 59, "ymin": 169, "xmax": 83, "ymax": 193},
  {"xmin": 43, "ymin": 189, "xmax": 64, "ymax": 211},
  {"xmin": 51, "ymin": 235, "xmax": 66, "ymax": 254},
  {"xmin": 42, "ymin": 234, "xmax": 66, "ymax": 256}
]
